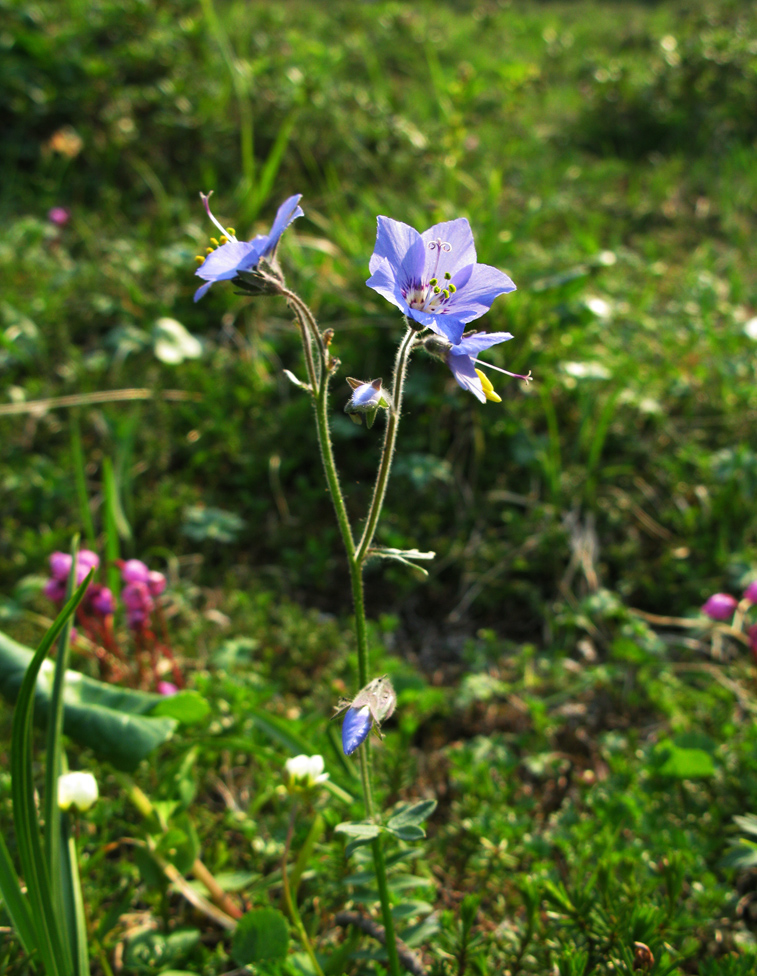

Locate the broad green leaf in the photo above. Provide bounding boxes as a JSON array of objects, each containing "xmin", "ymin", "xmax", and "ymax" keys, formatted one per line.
[
  {"xmin": 0, "ymin": 629, "xmax": 176, "ymax": 770},
  {"xmin": 124, "ymin": 928, "xmax": 201, "ymax": 972},
  {"xmin": 232, "ymin": 908, "xmax": 289, "ymax": 966},
  {"xmin": 652, "ymin": 740, "xmax": 715, "ymax": 780},
  {"xmin": 151, "ymin": 690, "xmax": 211, "ymax": 725}
]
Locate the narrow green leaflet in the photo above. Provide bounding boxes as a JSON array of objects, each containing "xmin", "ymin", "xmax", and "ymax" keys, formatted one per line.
[
  {"xmin": 335, "ymin": 822, "xmax": 383, "ymax": 840},
  {"xmin": 366, "ymin": 547, "xmax": 436, "ymax": 577},
  {"xmin": 0, "ymin": 629, "xmax": 176, "ymax": 769}
]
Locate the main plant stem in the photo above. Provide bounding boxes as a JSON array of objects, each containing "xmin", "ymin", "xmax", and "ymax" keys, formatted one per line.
[{"xmin": 288, "ymin": 291, "xmax": 406, "ymax": 976}]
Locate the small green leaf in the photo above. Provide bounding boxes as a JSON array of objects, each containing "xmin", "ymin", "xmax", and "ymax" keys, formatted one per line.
[
  {"xmin": 387, "ymin": 800, "xmax": 437, "ymax": 830},
  {"xmin": 232, "ymin": 908, "xmax": 289, "ymax": 966},
  {"xmin": 386, "ymin": 824, "xmax": 426, "ymax": 842}
]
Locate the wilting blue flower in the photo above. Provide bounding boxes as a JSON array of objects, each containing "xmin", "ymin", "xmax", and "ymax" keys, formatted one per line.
[
  {"xmin": 194, "ymin": 192, "xmax": 304, "ymax": 302},
  {"xmin": 424, "ymin": 331, "xmax": 530, "ymax": 403},
  {"xmin": 338, "ymin": 676, "xmax": 397, "ymax": 757},
  {"xmin": 342, "ymin": 706, "xmax": 373, "ymax": 756},
  {"xmin": 366, "ymin": 216, "xmax": 515, "ymax": 343}
]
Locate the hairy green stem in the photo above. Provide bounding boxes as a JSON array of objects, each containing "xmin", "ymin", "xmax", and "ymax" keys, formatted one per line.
[
  {"xmin": 282, "ymin": 803, "xmax": 325, "ymax": 976},
  {"xmin": 371, "ymin": 835, "xmax": 402, "ymax": 976},
  {"xmin": 356, "ymin": 324, "xmax": 416, "ymax": 563}
]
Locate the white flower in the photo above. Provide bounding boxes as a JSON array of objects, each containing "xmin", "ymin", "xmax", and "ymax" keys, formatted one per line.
[
  {"xmin": 284, "ymin": 754, "xmax": 329, "ymax": 792},
  {"xmin": 58, "ymin": 771, "xmax": 99, "ymax": 812}
]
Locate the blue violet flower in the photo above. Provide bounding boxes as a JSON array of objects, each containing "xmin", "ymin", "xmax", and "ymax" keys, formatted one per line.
[
  {"xmin": 194, "ymin": 192, "xmax": 303, "ymax": 302},
  {"xmin": 366, "ymin": 216, "xmax": 515, "ymax": 343}
]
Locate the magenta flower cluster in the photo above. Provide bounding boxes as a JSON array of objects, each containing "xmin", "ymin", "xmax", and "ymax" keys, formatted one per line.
[
  {"xmin": 44, "ymin": 551, "xmax": 166, "ymax": 631},
  {"xmin": 120, "ymin": 559, "xmax": 167, "ymax": 630},
  {"xmin": 701, "ymin": 581, "xmax": 757, "ymax": 622},
  {"xmin": 44, "ymin": 549, "xmax": 115, "ymax": 619}
]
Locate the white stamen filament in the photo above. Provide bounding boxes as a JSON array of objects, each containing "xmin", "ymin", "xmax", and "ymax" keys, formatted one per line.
[{"xmin": 473, "ymin": 359, "xmax": 532, "ymax": 383}]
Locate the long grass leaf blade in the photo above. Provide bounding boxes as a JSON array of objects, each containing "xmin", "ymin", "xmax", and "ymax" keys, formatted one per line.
[
  {"xmin": 0, "ymin": 831, "xmax": 37, "ymax": 955},
  {"xmin": 10, "ymin": 573, "xmax": 93, "ymax": 976},
  {"xmin": 70, "ymin": 414, "xmax": 96, "ymax": 545},
  {"xmin": 102, "ymin": 457, "xmax": 122, "ymax": 598},
  {"xmin": 44, "ymin": 540, "xmax": 80, "ymax": 974}
]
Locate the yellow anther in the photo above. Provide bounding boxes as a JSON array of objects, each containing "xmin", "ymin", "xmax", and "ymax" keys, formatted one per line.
[
  {"xmin": 442, "ymin": 289, "xmax": 450, "ymax": 299},
  {"xmin": 219, "ymin": 235, "xmax": 228, "ymax": 244},
  {"xmin": 475, "ymin": 369, "xmax": 502, "ymax": 403},
  {"xmin": 449, "ymin": 283, "xmax": 456, "ymax": 293},
  {"xmin": 205, "ymin": 247, "xmax": 214, "ymax": 255},
  {"xmin": 210, "ymin": 237, "xmax": 220, "ymax": 247},
  {"xmin": 194, "ymin": 255, "xmax": 205, "ymax": 265},
  {"xmin": 226, "ymin": 227, "xmax": 236, "ymax": 236},
  {"xmin": 444, "ymin": 271, "xmax": 452, "ymax": 280},
  {"xmin": 433, "ymin": 285, "xmax": 441, "ymax": 294},
  {"xmin": 429, "ymin": 277, "xmax": 438, "ymax": 286}
]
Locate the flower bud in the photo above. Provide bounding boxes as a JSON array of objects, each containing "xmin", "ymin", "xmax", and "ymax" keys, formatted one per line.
[
  {"xmin": 284, "ymin": 754, "xmax": 329, "ymax": 793},
  {"xmin": 338, "ymin": 675, "xmax": 397, "ymax": 756},
  {"xmin": 147, "ymin": 570, "xmax": 167, "ymax": 596},
  {"xmin": 43, "ymin": 577, "xmax": 66, "ymax": 603},
  {"xmin": 121, "ymin": 559, "xmax": 150, "ymax": 584},
  {"xmin": 49, "ymin": 552, "xmax": 72, "ymax": 580},
  {"xmin": 58, "ymin": 771, "xmax": 98, "ymax": 812},
  {"xmin": 157, "ymin": 681, "xmax": 178, "ymax": 696},
  {"xmin": 89, "ymin": 584, "xmax": 115, "ymax": 617},
  {"xmin": 701, "ymin": 593, "xmax": 738, "ymax": 621},
  {"xmin": 743, "ymin": 581, "xmax": 757, "ymax": 603}
]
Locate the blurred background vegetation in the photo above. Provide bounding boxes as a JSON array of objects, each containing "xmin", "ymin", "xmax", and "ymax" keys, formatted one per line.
[
  {"xmin": 3, "ymin": 1, "xmax": 757, "ymax": 971},
  {"xmin": 2, "ymin": 0, "xmax": 757, "ymax": 649}
]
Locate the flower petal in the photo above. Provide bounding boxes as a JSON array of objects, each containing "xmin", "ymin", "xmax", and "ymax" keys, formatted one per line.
[
  {"xmin": 369, "ymin": 216, "xmax": 421, "ymax": 275},
  {"xmin": 444, "ymin": 263, "xmax": 516, "ymax": 320},
  {"xmin": 342, "ymin": 705, "xmax": 372, "ymax": 756},
  {"xmin": 453, "ymin": 331, "xmax": 514, "ymax": 356},
  {"xmin": 193, "ymin": 280, "xmax": 213, "ymax": 302},
  {"xmin": 420, "ymin": 218, "xmax": 476, "ymax": 278},
  {"xmin": 366, "ymin": 257, "xmax": 413, "ymax": 315},
  {"xmin": 446, "ymin": 352, "xmax": 486, "ymax": 402},
  {"xmin": 263, "ymin": 193, "xmax": 304, "ymax": 256},
  {"xmin": 196, "ymin": 240, "xmax": 263, "ymax": 282}
]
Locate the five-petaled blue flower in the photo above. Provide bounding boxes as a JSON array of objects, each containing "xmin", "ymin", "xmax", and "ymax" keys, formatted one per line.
[
  {"xmin": 194, "ymin": 192, "xmax": 304, "ymax": 302},
  {"xmin": 366, "ymin": 216, "xmax": 515, "ymax": 343}
]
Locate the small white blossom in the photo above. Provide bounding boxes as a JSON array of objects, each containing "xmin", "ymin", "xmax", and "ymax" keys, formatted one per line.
[
  {"xmin": 284, "ymin": 754, "xmax": 329, "ymax": 793},
  {"xmin": 58, "ymin": 772, "xmax": 99, "ymax": 812}
]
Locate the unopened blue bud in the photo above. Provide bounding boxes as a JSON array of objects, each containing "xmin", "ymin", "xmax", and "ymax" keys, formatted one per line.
[{"xmin": 342, "ymin": 705, "xmax": 372, "ymax": 756}]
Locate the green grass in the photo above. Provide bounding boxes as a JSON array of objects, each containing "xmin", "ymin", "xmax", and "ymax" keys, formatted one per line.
[{"xmin": 2, "ymin": 0, "xmax": 757, "ymax": 972}]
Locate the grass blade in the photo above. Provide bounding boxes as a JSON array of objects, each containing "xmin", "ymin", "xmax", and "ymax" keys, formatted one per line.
[
  {"xmin": 10, "ymin": 572, "xmax": 93, "ymax": 976},
  {"xmin": 44, "ymin": 541, "xmax": 80, "ymax": 974},
  {"xmin": 70, "ymin": 414, "xmax": 96, "ymax": 545},
  {"xmin": 0, "ymin": 831, "xmax": 37, "ymax": 955}
]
